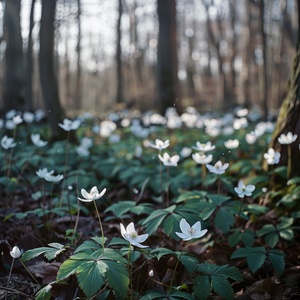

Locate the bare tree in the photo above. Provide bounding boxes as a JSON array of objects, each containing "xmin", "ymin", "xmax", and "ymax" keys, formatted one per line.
[
  {"xmin": 2, "ymin": 0, "xmax": 25, "ymax": 112},
  {"xmin": 39, "ymin": 0, "xmax": 64, "ymax": 139},
  {"xmin": 75, "ymin": 0, "xmax": 82, "ymax": 109},
  {"xmin": 157, "ymin": 0, "xmax": 180, "ymax": 114}
]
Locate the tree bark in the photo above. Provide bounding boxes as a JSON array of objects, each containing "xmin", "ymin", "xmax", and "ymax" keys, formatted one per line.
[
  {"xmin": 3, "ymin": 0, "xmax": 25, "ymax": 112},
  {"xmin": 116, "ymin": 0, "xmax": 123, "ymax": 104},
  {"xmin": 75, "ymin": 0, "xmax": 82, "ymax": 109},
  {"xmin": 39, "ymin": 0, "xmax": 64, "ymax": 139},
  {"xmin": 157, "ymin": 0, "xmax": 180, "ymax": 114},
  {"xmin": 265, "ymin": 41, "xmax": 300, "ymax": 178}
]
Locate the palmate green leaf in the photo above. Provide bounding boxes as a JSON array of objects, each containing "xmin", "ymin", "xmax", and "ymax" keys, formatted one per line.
[
  {"xmin": 215, "ymin": 207, "xmax": 235, "ymax": 233},
  {"xmin": 141, "ymin": 205, "xmax": 176, "ymax": 235},
  {"xmin": 36, "ymin": 284, "xmax": 52, "ymax": 300},
  {"xmin": 268, "ymin": 249, "xmax": 285, "ymax": 277},
  {"xmin": 193, "ymin": 275, "xmax": 211, "ymax": 300},
  {"xmin": 57, "ymin": 253, "xmax": 91, "ymax": 281},
  {"xmin": 104, "ymin": 200, "xmax": 153, "ymax": 218},
  {"xmin": 150, "ymin": 247, "xmax": 175, "ymax": 260},
  {"xmin": 265, "ymin": 233, "xmax": 279, "ymax": 248},
  {"xmin": 197, "ymin": 263, "xmax": 243, "ymax": 281},
  {"xmin": 105, "ymin": 260, "xmax": 129, "ymax": 299},
  {"xmin": 257, "ymin": 224, "xmax": 276, "ymax": 236},
  {"xmin": 277, "ymin": 217, "xmax": 294, "ymax": 230},
  {"xmin": 140, "ymin": 290, "xmax": 193, "ymax": 300},
  {"xmin": 287, "ymin": 176, "xmax": 300, "ymax": 185},
  {"xmin": 22, "ymin": 243, "xmax": 66, "ymax": 262},
  {"xmin": 211, "ymin": 275, "xmax": 234, "ymax": 300},
  {"xmin": 178, "ymin": 253, "xmax": 199, "ymax": 273},
  {"xmin": 231, "ymin": 246, "xmax": 266, "ymax": 273},
  {"xmin": 279, "ymin": 229, "xmax": 294, "ymax": 240},
  {"xmin": 175, "ymin": 190, "xmax": 207, "ymax": 203},
  {"xmin": 76, "ymin": 261, "xmax": 105, "ymax": 298}
]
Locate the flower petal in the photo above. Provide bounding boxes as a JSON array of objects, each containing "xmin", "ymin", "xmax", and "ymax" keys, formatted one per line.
[{"xmin": 179, "ymin": 218, "xmax": 190, "ymax": 234}]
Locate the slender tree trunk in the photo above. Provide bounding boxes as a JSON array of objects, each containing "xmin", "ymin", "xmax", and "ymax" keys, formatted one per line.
[
  {"xmin": 3, "ymin": 0, "xmax": 25, "ymax": 112},
  {"xmin": 39, "ymin": 0, "xmax": 64, "ymax": 139},
  {"xmin": 157, "ymin": 0, "xmax": 180, "ymax": 114},
  {"xmin": 116, "ymin": 0, "xmax": 123, "ymax": 103},
  {"xmin": 75, "ymin": 0, "xmax": 82, "ymax": 109}
]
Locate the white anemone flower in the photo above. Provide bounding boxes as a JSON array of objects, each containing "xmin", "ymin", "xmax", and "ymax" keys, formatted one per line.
[
  {"xmin": 264, "ymin": 148, "xmax": 281, "ymax": 165},
  {"xmin": 31, "ymin": 133, "xmax": 48, "ymax": 147},
  {"xmin": 58, "ymin": 118, "xmax": 80, "ymax": 131},
  {"xmin": 278, "ymin": 132, "xmax": 297, "ymax": 145},
  {"xmin": 224, "ymin": 139, "xmax": 239, "ymax": 149},
  {"xmin": 148, "ymin": 139, "xmax": 170, "ymax": 151},
  {"xmin": 120, "ymin": 222, "xmax": 148, "ymax": 248},
  {"xmin": 175, "ymin": 218, "xmax": 207, "ymax": 241},
  {"xmin": 45, "ymin": 173, "xmax": 64, "ymax": 183},
  {"xmin": 192, "ymin": 153, "xmax": 213, "ymax": 165},
  {"xmin": 1, "ymin": 135, "xmax": 16, "ymax": 149},
  {"xmin": 10, "ymin": 246, "xmax": 21, "ymax": 258},
  {"xmin": 78, "ymin": 186, "xmax": 106, "ymax": 202},
  {"xmin": 206, "ymin": 160, "xmax": 229, "ymax": 175},
  {"xmin": 13, "ymin": 115, "xmax": 23, "ymax": 125},
  {"xmin": 158, "ymin": 152, "xmax": 180, "ymax": 167},
  {"xmin": 234, "ymin": 181, "xmax": 255, "ymax": 198},
  {"xmin": 36, "ymin": 168, "xmax": 54, "ymax": 179},
  {"xmin": 192, "ymin": 141, "xmax": 215, "ymax": 152}
]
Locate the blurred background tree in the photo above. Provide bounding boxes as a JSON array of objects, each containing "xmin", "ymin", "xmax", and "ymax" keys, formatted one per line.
[{"xmin": 0, "ymin": 0, "xmax": 298, "ymax": 121}]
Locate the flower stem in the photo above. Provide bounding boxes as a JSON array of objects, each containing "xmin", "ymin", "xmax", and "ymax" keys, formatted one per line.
[
  {"xmin": 287, "ymin": 144, "xmax": 292, "ymax": 179},
  {"xmin": 168, "ymin": 242, "xmax": 188, "ymax": 295},
  {"xmin": 93, "ymin": 201, "xmax": 105, "ymax": 249},
  {"xmin": 19, "ymin": 259, "xmax": 39, "ymax": 285}
]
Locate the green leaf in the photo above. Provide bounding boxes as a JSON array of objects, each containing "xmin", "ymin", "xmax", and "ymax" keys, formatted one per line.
[
  {"xmin": 211, "ymin": 275, "xmax": 234, "ymax": 300},
  {"xmin": 105, "ymin": 260, "xmax": 129, "ymax": 299},
  {"xmin": 36, "ymin": 284, "xmax": 52, "ymax": 300},
  {"xmin": 257, "ymin": 224, "xmax": 276, "ymax": 236},
  {"xmin": 150, "ymin": 248, "xmax": 175, "ymax": 260},
  {"xmin": 215, "ymin": 207, "xmax": 235, "ymax": 233},
  {"xmin": 76, "ymin": 261, "xmax": 105, "ymax": 298},
  {"xmin": 22, "ymin": 243, "xmax": 66, "ymax": 262},
  {"xmin": 265, "ymin": 233, "xmax": 279, "ymax": 248},
  {"xmin": 279, "ymin": 229, "xmax": 294, "ymax": 241},
  {"xmin": 179, "ymin": 254, "xmax": 199, "ymax": 274},
  {"xmin": 268, "ymin": 249, "xmax": 285, "ymax": 277},
  {"xmin": 175, "ymin": 190, "xmax": 207, "ymax": 203},
  {"xmin": 231, "ymin": 246, "xmax": 266, "ymax": 273},
  {"xmin": 287, "ymin": 176, "xmax": 300, "ymax": 185},
  {"xmin": 193, "ymin": 275, "xmax": 211, "ymax": 300},
  {"xmin": 211, "ymin": 265, "xmax": 243, "ymax": 281}
]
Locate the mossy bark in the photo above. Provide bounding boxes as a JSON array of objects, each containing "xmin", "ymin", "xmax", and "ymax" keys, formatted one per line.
[{"xmin": 264, "ymin": 41, "xmax": 300, "ymax": 179}]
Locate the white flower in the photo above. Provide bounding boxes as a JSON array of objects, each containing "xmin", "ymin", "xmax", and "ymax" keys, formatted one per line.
[
  {"xmin": 278, "ymin": 132, "xmax": 297, "ymax": 145},
  {"xmin": 44, "ymin": 173, "xmax": 64, "ymax": 183},
  {"xmin": 78, "ymin": 186, "xmax": 106, "ymax": 202},
  {"xmin": 13, "ymin": 115, "xmax": 23, "ymax": 125},
  {"xmin": 58, "ymin": 118, "xmax": 80, "ymax": 131},
  {"xmin": 1, "ymin": 135, "xmax": 16, "ymax": 149},
  {"xmin": 31, "ymin": 133, "xmax": 48, "ymax": 147},
  {"xmin": 10, "ymin": 246, "xmax": 21, "ymax": 258},
  {"xmin": 76, "ymin": 145, "xmax": 90, "ymax": 157},
  {"xmin": 149, "ymin": 139, "xmax": 170, "ymax": 151},
  {"xmin": 23, "ymin": 112, "xmax": 35, "ymax": 123},
  {"xmin": 245, "ymin": 131, "xmax": 257, "ymax": 144},
  {"xmin": 234, "ymin": 180, "xmax": 255, "ymax": 198},
  {"xmin": 175, "ymin": 218, "xmax": 207, "ymax": 241},
  {"xmin": 36, "ymin": 168, "xmax": 54, "ymax": 179},
  {"xmin": 120, "ymin": 222, "xmax": 148, "ymax": 248},
  {"xmin": 99, "ymin": 120, "xmax": 117, "ymax": 137},
  {"xmin": 192, "ymin": 141, "xmax": 215, "ymax": 152},
  {"xmin": 264, "ymin": 148, "xmax": 281, "ymax": 165},
  {"xmin": 158, "ymin": 152, "xmax": 180, "ymax": 167},
  {"xmin": 224, "ymin": 139, "xmax": 239, "ymax": 149},
  {"xmin": 149, "ymin": 270, "xmax": 154, "ymax": 277},
  {"xmin": 180, "ymin": 147, "xmax": 192, "ymax": 158},
  {"xmin": 192, "ymin": 153, "xmax": 213, "ymax": 165},
  {"xmin": 206, "ymin": 160, "xmax": 229, "ymax": 175}
]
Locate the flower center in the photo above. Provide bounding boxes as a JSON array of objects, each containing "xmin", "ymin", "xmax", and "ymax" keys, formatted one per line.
[
  {"xmin": 129, "ymin": 231, "xmax": 138, "ymax": 239},
  {"xmin": 188, "ymin": 228, "xmax": 195, "ymax": 236}
]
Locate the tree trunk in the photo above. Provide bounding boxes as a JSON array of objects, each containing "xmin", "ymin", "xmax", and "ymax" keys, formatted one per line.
[
  {"xmin": 75, "ymin": 0, "xmax": 82, "ymax": 109},
  {"xmin": 116, "ymin": 0, "xmax": 123, "ymax": 104},
  {"xmin": 265, "ymin": 41, "xmax": 300, "ymax": 178},
  {"xmin": 24, "ymin": 0, "xmax": 36, "ymax": 111},
  {"xmin": 157, "ymin": 0, "xmax": 180, "ymax": 114},
  {"xmin": 39, "ymin": 0, "xmax": 64, "ymax": 139},
  {"xmin": 3, "ymin": 0, "xmax": 25, "ymax": 113}
]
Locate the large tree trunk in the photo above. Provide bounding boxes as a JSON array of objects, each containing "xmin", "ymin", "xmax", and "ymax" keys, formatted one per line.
[
  {"xmin": 156, "ymin": 0, "xmax": 180, "ymax": 114},
  {"xmin": 3, "ymin": 0, "xmax": 25, "ymax": 113},
  {"xmin": 266, "ymin": 41, "xmax": 300, "ymax": 178},
  {"xmin": 39, "ymin": 0, "xmax": 64, "ymax": 139}
]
